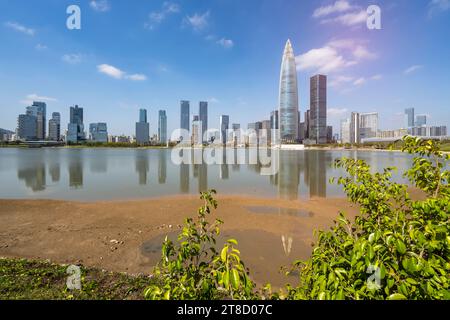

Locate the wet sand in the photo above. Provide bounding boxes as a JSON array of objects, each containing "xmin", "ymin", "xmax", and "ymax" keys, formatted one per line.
[{"xmin": 0, "ymin": 195, "xmax": 359, "ymax": 287}]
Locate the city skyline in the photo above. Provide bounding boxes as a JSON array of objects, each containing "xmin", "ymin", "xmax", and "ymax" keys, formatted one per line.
[{"xmin": 1, "ymin": 1, "xmax": 450, "ymax": 136}]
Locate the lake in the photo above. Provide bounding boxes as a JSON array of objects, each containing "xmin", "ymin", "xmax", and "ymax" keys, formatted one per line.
[{"xmin": 0, "ymin": 148, "xmax": 412, "ymax": 201}]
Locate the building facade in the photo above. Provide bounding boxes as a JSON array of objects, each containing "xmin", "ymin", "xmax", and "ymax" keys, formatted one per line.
[
  {"xmin": 405, "ymin": 108, "xmax": 415, "ymax": 128},
  {"xmin": 310, "ymin": 75, "xmax": 327, "ymax": 144},
  {"xmin": 340, "ymin": 118, "xmax": 351, "ymax": 144},
  {"xmin": 26, "ymin": 101, "xmax": 46, "ymax": 140},
  {"xmin": 359, "ymin": 112, "xmax": 379, "ymax": 140},
  {"xmin": 48, "ymin": 112, "xmax": 61, "ymax": 141},
  {"xmin": 180, "ymin": 101, "xmax": 190, "ymax": 133},
  {"xmin": 158, "ymin": 110, "xmax": 168, "ymax": 144},
  {"xmin": 89, "ymin": 123, "xmax": 108, "ymax": 142},
  {"xmin": 279, "ymin": 39, "xmax": 299, "ymax": 142},
  {"xmin": 199, "ymin": 101, "xmax": 208, "ymax": 143},
  {"xmin": 67, "ymin": 105, "xmax": 85, "ymax": 143},
  {"xmin": 220, "ymin": 115, "xmax": 230, "ymax": 145},
  {"xmin": 17, "ymin": 113, "xmax": 37, "ymax": 141},
  {"xmin": 136, "ymin": 108, "xmax": 150, "ymax": 145}
]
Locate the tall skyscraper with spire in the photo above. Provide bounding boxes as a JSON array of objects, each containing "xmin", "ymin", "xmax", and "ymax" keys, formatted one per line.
[{"xmin": 279, "ymin": 39, "xmax": 299, "ymax": 143}]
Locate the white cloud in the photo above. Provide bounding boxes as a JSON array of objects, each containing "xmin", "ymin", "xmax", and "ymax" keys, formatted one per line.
[
  {"xmin": 90, "ymin": 0, "xmax": 110, "ymax": 12},
  {"xmin": 21, "ymin": 94, "xmax": 57, "ymax": 105},
  {"xmin": 313, "ymin": 1, "xmax": 353, "ymax": 18},
  {"xmin": 404, "ymin": 65, "xmax": 423, "ymax": 75},
  {"xmin": 208, "ymin": 97, "xmax": 220, "ymax": 104},
  {"xmin": 216, "ymin": 38, "xmax": 234, "ymax": 48},
  {"xmin": 62, "ymin": 54, "xmax": 83, "ymax": 64},
  {"xmin": 353, "ymin": 77, "xmax": 366, "ymax": 86},
  {"xmin": 328, "ymin": 108, "xmax": 349, "ymax": 116},
  {"xmin": 296, "ymin": 39, "xmax": 375, "ymax": 74},
  {"xmin": 145, "ymin": 2, "xmax": 180, "ymax": 30},
  {"xmin": 97, "ymin": 64, "xmax": 125, "ymax": 79},
  {"xmin": 125, "ymin": 74, "xmax": 147, "ymax": 81},
  {"xmin": 329, "ymin": 75, "xmax": 355, "ymax": 87},
  {"xmin": 4, "ymin": 21, "xmax": 35, "ymax": 36},
  {"xmin": 322, "ymin": 9, "xmax": 367, "ymax": 26},
  {"xmin": 183, "ymin": 11, "xmax": 210, "ymax": 31},
  {"xmin": 428, "ymin": 0, "xmax": 450, "ymax": 17},
  {"xmin": 97, "ymin": 64, "xmax": 147, "ymax": 81},
  {"xmin": 35, "ymin": 44, "xmax": 47, "ymax": 51}
]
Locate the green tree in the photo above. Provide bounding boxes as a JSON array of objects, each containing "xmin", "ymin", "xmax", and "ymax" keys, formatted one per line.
[{"xmin": 287, "ymin": 136, "xmax": 449, "ymax": 300}]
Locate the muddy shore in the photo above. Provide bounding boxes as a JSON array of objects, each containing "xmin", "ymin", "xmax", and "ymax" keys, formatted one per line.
[{"xmin": 0, "ymin": 195, "xmax": 359, "ymax": 287}]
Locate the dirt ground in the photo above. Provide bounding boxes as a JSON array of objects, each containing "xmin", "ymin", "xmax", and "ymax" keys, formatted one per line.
[{"xmin": 0, "ymin": 195, "xmax": 359, "ymax": 287}]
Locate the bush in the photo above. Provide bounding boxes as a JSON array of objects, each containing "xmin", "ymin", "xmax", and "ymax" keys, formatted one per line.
[
  {"xmin": 144, "ymin": 190, "xmax": 256, "ymax": 300},
  {"xmin": 286, "ymin": 136, "xmax": 449, "ymax": 300}
]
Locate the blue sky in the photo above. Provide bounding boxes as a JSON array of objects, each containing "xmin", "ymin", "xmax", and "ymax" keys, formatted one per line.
[{"xmin": 0, "ymin": 0, "xmax": 449, "ymax": 136}]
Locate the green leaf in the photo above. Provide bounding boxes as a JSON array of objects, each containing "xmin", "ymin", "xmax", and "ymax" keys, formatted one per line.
[
  {"xmin": 221, "ymin": 247, "xmax": 228, "ymax": 263},
  {"xmin": 230, "ymin": 269, "xmax": 240, "ymax": 290},
  {"xmin": 387, "ymin": 293, "xmax": 407, "ymax": 300}
]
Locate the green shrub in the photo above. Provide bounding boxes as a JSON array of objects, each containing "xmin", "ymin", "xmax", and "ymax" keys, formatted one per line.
[
  {"xmin": 286, "ymin": 136, "xmax": 449, "ymax": 300},
  {"xmin": 144, "ymin": 190, "xmax": 256, "ymax": 300}
]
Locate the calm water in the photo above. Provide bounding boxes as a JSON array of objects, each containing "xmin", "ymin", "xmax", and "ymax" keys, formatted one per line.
[{"xmin": 0, "ymin": 148, "xmax": 412, "ymax": 201}]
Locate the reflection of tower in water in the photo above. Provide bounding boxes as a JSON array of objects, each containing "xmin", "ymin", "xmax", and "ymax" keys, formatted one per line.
[
  {"xmin": 135, "ymin": 151, "xmax": 149, "ymax": 185},
  {"xmin": 198, "ymin": 163, "xmax": 208, "ymax": 193},
  {"xmin": 17, "ymin": 156, "xmax": 46, "ymax": 192},
  {"xmin": 69, "ymin": 151, "xmax": 83, "ymax": 188},
  {"xmin": 158, "ymin": 150, "xmax": 167, "ymax": 184},
  {"xmin": 49, "ymin": 152, "xmax": 60, "ymax": 183},
  {"xmin": 305, "ymin": 151, "xmax": 327, "ymax": 198},
  {"xmin": 278, "ymin": 151, "xmax": 300, "ymax": 200},
  {"xmin": 179, "ymin": 163, "xmax": 189, "ymax": 193}
]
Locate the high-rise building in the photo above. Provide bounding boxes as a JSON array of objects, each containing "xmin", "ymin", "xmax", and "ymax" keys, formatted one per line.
[
  {"xmin": 279, "ymin": 39, "xmax": 299, "ymax": 142},
  {"xmin": 48, "ymin": 112, "xmax": 61, "ymax": 141},
  {"xmin": 304, "ymin": 109, "xmax": 310, "ymax": 140},
  {"xmin": 136, "ymin": 108, "xmax": 150, "ymax": 145},
  {"xmin": 220, "ymin": 115, "xmax": 230, "ymax": 144},
  {"xmin": 192, "ymin": 115, "xmax": 202, "ymax": 145},
  {"xmin": 158, "ymin": 110, "xmax": 168, "ymax": 144},
  {"xmin": 139, "ymin": 109, "xmax": 147, "ymax": 123},
  {"xmin": 359, "ymin": 112, "xmax": 378, "ymax": 140},
  {"xmin": 232, "ymin": 123, "xmax": 241, "ymax": 145},
  {"xmin": 89, "ymin": 123, "xmax": 108, "ymax": 142},
  {"xmin": 340, "ymin": 118, "xmax": 351, "ymax": 144},
  {"xmin": 310, "ymin": 75, "xmax": 327, "ymax": 144},
  {"xmin": 261, "ymin": 120, "xmax": 271, "ymax": 144},
  {"xmin": 199, "ymin": 101, "xmax": 208, "ymax": 143},
  {"xmin": 67, "ymin": 105, "xmax": 85, "ymax": 143},
  {"xmin": 26, "ymin": 101, "xmax": 46, "ymax": 140},
  {"xmin": 17, "ymin": 113, "xmax": 37, "ymax": 141},
  {"xmin": 350, "ymin": 112, "xmax": 360, "ymax": 144},
  {"xmin": 180, "ymin": 101, "xmax": 190, "ymax": 132},
  {"xmin": 327, "ymin": 126, "xmax": 333, "ymax": 143},
  {"xmin": 405, "ymin": 108, "xmax": 415, "ymax": 128},
  {"xmin": 415, "ymin": 114, "xmax": 427, "ymax": 127},
  {"xmin": 270, "ymin": 110, "xmax": 279, "ymax": 130}
]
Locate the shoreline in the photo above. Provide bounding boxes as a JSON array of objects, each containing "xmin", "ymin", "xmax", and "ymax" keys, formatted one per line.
[{"xmin": 0, "ymin": 195, "xmax": 360, "ymax": 287}]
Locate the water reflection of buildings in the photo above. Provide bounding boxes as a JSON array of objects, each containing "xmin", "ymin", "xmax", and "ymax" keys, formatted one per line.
[
  {"xmin": 179, "ymin": 164, "xmax": 189, "ymax": 193},
  {"xmin": 69, "ymin": 151, "xmax": 83, "ymax": 188},
  {"xmin": 90, "ymin": 150, "xmax": 107, "ymax": 173},
  {"xmin": 49, "ymin": 153, "xmax": 60, "ymax": 183},
  {"xmin": 304, "ymin": 151, "xmax": 327, "ymax": 198},
  {"xmin": 158, "ymin": 150, "xmax": 167, "ymax": 184},
  {"xmin": 17, "ymin": 157, "xmax": 46, "ymax": 192},
  {"xmin": 135, "ymin": 151, "xmax": 149, "ymax": 185}
]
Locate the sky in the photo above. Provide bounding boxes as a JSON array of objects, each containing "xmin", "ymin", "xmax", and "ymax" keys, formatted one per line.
[{"xmin": 0, "ymin": 0, "xmax": 449, "ymax": 136}]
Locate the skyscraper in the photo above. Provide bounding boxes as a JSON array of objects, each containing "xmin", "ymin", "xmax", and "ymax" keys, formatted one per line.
[
  {"xmin": 89, "ymin": 123, "xmax": 108, "ymax": 142},
  {"xmin": 220, "ymin": 115, "xmax": 230, "ymax": 144},
  {"xmin": 48, "ymin": 112, "xmax": 61, "ymax": 141},
  {"xmin": 350, "ymin": 112, "xmax": 360, "ymax": 144},
  {"xmin": 67, "ymin": 105, "xmax": 85, "ymax": 143},
  {"xmin": 139, "ymin": 109, "xmax": 147, "ymax": 123},
  {"xmin": 136, "ymin": 108, "xmax": 150, "ymax": 145},
  {"xmin": 192, "ymin": 115, "xmax": 201, "ymax": 145},
  {"xmin": 180, "ymin": 101, "xmax": 190, "ymax": 132},
  {"xmin": 340, "ymin": 118, "xmax": 351, "ymax": 144},
  {"xmin": 17, "ymin": 113, "xmax": 37, "ymax": 141},
  {"xmin": 415, "ymin": 114, "xmax": 427, "ymax": 127},
  {"xmin": 158, "ymin": 110, "xmax": 168, "ymax": 144},
  {"xmin": 405, "ymin": 108, "xmax": 415, "ymax": 128},
  {"xmin": 26, "ymin": 101, "xmax": 46, "ymax": 140},
  {"xmin": 359, "ymin": 112, "xmax": 378, "ymax": 140},
  {"xmin": 199, "ymin": 101, "xmax": 208, "ymax": 143},
  {"xmin": 279, "ymin": 39, "xmax": 299, "ymax": 142},
  {"xmin": 310, "ymin": 74, "xmax": 327, "ymax": 144},
  {"xmin": 304, "ymin": 109, "xmax": 310, "ymax": 140}
]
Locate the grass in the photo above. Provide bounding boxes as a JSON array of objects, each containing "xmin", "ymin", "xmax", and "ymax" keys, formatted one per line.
[{"xmin": 0, "ymin": 258, "xmax": 158, "ymax": 300}]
